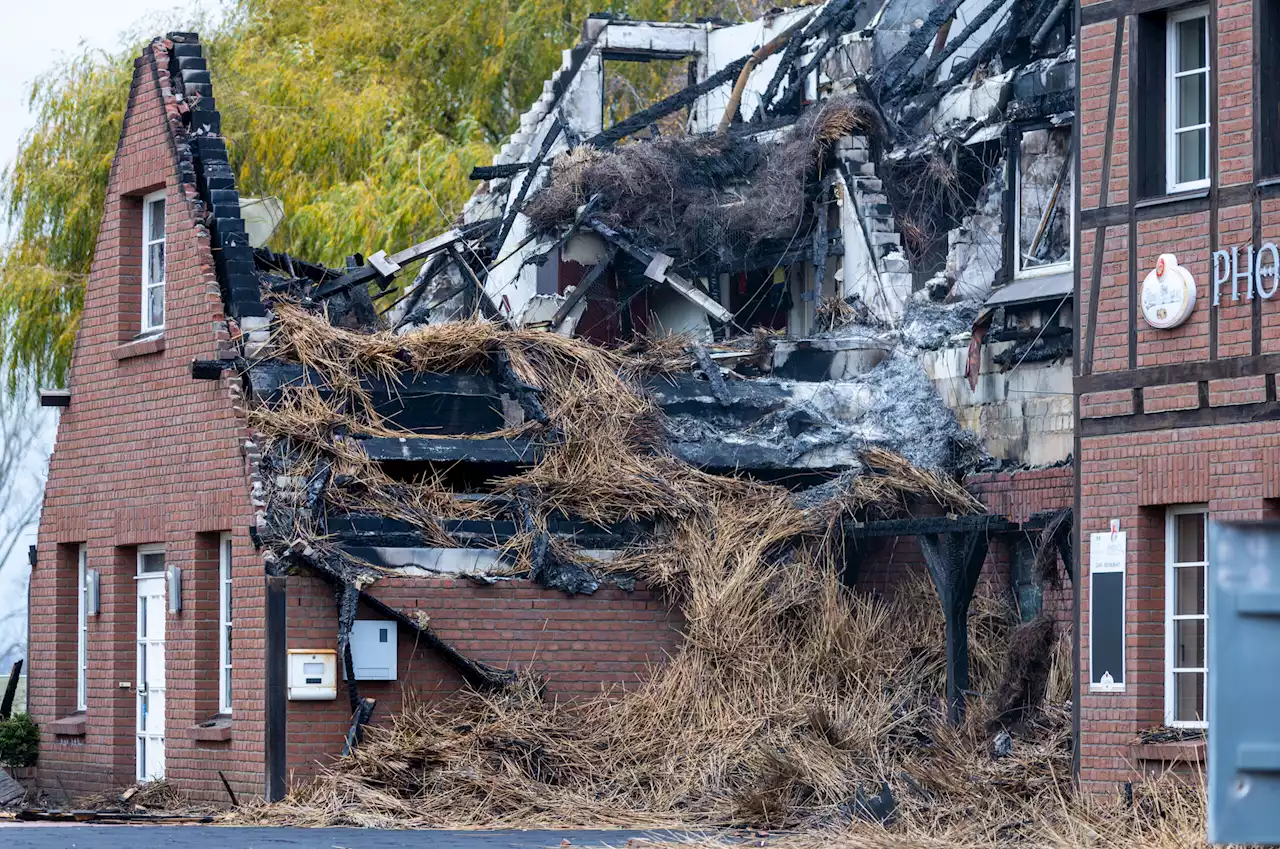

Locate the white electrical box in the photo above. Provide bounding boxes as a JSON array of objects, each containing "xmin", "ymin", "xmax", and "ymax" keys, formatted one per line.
[
  {"xmin": 349, "ymin": 620, "xmax": 398, "ymax": 681},
  {"xmin": 287, "ymin": 649, "xmax": 337, "ymax": 700}
]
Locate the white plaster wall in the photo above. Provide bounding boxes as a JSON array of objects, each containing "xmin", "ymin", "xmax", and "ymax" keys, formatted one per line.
[
  {"xmin": 922, "ymin": 342, "xmax": 1073, "ymax": 466},
  {"xmin": 695, "ymin": 5, "xmax": 823, "ymax": 131}
]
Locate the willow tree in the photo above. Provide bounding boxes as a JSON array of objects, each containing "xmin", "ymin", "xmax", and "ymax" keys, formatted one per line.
[{"xmin": 0, "ymin": 0, "xmax": 748, "ymax": 389}]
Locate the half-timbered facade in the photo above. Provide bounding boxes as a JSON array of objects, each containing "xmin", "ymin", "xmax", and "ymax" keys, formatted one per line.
[{"xmin": 1076, "ymin": 0, "xmax": 1280, "ymax": 792}]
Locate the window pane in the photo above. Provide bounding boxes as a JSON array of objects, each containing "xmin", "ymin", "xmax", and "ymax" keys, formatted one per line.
[
  {"xmin": 1018, "ymin": 128, "xmax": 1073, "ymax": 271},
  {"xmin": 147, "ymin": 284, "xmax": 165, "ymax": 329},
  {"xmin": 1174, "ymin": 564, "xmax": 1206, "ymax": 614},
  {"xmin": 1177, "ymin": 17, "xmax": 1207, "ymax": 72},
  {"xmin": 1174, "ymin": 511, "xmax": 1206, "ymax": 562},
  {"xmin": 1175, "ymin": 618, "xmax": 1206, "ymax": 668},
  {"xmin": 1174, "ymin": 671, "xmax": 1206, "ymax": 722},
  {"xmin": 1177, "ymin": 73, "xmax": 1207, "ymax": 128},
  {"xmin": 1176, "ymin": 130, "xmax": 1207, "ymax": 185},
  {"xmin": 141, "ymin": 551, "xmax": 166, "ymax": 573},
  {"xmin": 148, "ymin": 241, "xmax": 165, "ymax": 286},
  {"xmin": 148, "ymin": 198, "xmax": 165, "ymax": 241}
]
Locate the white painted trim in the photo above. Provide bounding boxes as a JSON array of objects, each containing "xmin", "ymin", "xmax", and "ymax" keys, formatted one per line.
[
  {"xmin": 76, "ymin": 545, "xmax": 87, "ymax": 712},
  {"xmin": 1166, "ymin": 7, "xmax": 1211, "ymax": 194},
  {"xmin": 140, "ymin": 189, "xmax": 167, "ymax": 333},
  {"xmin": 1013, "ymin": 126, "xmax": 1074, "ymax": 279},
  {"xmin": 218, "ymin": 533, "xmax": 233, "ymax": 715},
  {"xmin": 1165, "ymin": 504, "xmax": 1209, "ymax": 728}
]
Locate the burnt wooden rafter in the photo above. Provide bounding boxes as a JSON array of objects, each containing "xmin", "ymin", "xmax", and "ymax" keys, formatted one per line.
[{"xmin": 918, "ymin": 528, "xmax": 990, "ymax": 725}]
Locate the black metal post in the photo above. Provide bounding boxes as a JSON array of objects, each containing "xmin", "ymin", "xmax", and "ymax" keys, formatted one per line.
[{"xmin": 265, "ymin": 576, "xmax": 288, "ymax": 802}]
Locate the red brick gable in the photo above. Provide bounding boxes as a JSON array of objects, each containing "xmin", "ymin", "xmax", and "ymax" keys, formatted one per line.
[{"xmin": 30, "ymin": 37, "xmax": 265, "ymax": 802}]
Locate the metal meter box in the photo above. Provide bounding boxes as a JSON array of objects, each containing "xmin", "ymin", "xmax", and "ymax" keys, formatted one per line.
[
  {"xmin": 1208, "ymin": 521, "xmax": 1280, "ymax": 845},
  {"xmin": 349, "ymin": 620, "xmax": 398, "ymax": 681},
  {"xmin": 287, "ymin": 649, "xmax": 337, "ymax": 700}
]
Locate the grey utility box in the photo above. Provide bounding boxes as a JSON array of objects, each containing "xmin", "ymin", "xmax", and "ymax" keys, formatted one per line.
[
  {"xmin": 349, "ymin": 619, "xmax": 398, "ymax": 681},
  {"xmin": 1209, "ymin": 521, "xmax": 1280, "ymax": 844}
]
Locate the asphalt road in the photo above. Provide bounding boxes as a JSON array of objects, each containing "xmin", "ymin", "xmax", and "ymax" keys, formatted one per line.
[{"xmin": 0, "ymin": 826, "xmax": 705, "ymax": 849}]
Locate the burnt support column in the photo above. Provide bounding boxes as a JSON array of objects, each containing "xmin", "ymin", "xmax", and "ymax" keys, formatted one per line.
[
  {"xmin": 918, "ymin": 529, "xmax": 989, "ymax": 725},
  {"xmin": 264, "ymin": 575, "xmax": 288, "ymax": 802}
]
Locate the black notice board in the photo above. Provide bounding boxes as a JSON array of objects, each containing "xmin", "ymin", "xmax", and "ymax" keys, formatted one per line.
[{"xmin": 1091, "ymin": 569, "xmax": 1125, "ymax": 687}]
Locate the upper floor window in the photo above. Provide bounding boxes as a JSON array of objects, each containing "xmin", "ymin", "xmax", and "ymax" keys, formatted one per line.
[
  {"xmin": 142, "ymin": 190, "xmax": 166, "ymax": 333},
  {"xmin": 1166, "ymin": 505, "xmax": 1208, "ymax": 728},
  {"xmin": 1167, "ymin": 8, "xmax": 1211, "ymax": 193},
  {"xmin": 1015, "ymin": 127, "xmax": 1073, "ymax": 277}
]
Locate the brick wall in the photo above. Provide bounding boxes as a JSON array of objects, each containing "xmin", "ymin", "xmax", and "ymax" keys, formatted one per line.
[
  {"xmin": 28, "ymin": 40, "xmax": 265, "ymax": 803},
  {"xmin": 281, "ymin": 575, "xmax": 684, "ymax": 782},
  {"xmin": 1077, "ymin": 0, "xmax": 1280, "ymax": 796},
  {"xmin": 859, "ymin": 466, "xmax": 1075, "ymax": 622}
]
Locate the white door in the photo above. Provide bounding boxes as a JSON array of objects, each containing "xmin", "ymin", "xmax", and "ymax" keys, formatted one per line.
[{"xmin": 136, "ymin": 548, "xmax": 166, "ymax": 782}]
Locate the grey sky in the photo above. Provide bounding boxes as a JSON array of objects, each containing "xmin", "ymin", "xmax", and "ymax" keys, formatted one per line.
[
  {"xmin": 1, "ymin": 1, "xmax": 227, "ymax": 183},
  {"xmin": 0, "ymin": 0, "xmax": 228, "ymax": 661}
]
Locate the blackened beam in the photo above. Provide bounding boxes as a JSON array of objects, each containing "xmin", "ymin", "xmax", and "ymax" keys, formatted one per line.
[
  {"xmin": 390, "ymin": 251, "xmax": 450, "ymax": 328},
  {"xmin": 876, "ymin": 0, "xmax": 969, "ymax": 96},
  {"xmin": 470, "ymin": 162, "xmax": 533, "ymax": 181},
  {"xmin": 843, "ymin": 514, "xmax": 1016, "ymax": 537},
  {"xmin": 893, "ymin": 0, "xmax": 1008, "ymax": 104},
  {"xmin": 587, "ymin": 56, "xmax": 750, "ymax": 148},
  {"xmin": 294, "ymin": 546, "xmax": 517, "ymax": 691},
  {"xmin": 329, "ymin": 511, "xmax": 647, "ymax": 550},
  {"xmin": 586, "ymin": 220, "xmax": 733, "ymax": 322},
  {"xmin": 757, "ymin": 0, "xmax": 857, "ymax": 118},
  {"xmin": 253, "ymin": 360, "xmax": 790, "ymax": 412},
  {"xmin": 895, "ymin": 19, "xmax": 1014, "ymax": 128},
  {"xmin": 771, "ymin": 1, "xmax": 864, "ymax": 113},
  {"xmin": 247, "ymin": 361, "xmax": 501, "ymax": 403},
  {"xmin": 551, "ymin": 247, "xmax": 616, "ymax": 329},
  {"xmin": 309, "ymin": 219, "xmax": 496, "ymax": 301},
  {"xmin": 447, "ymin": 245, "xmax": 507, "ymax": 326},
  {"xmin": 352, "ymin": 588, "xmax": 517, "ymax": 691},
  {"xmin": 494, "ymin": 117, "xmax": 565, "ymax": 252},
  {"xmin": 356, "ymin": 433, "xmax": 863, "ymax": 472},
  {"xmin": 343, "ymin": 698, "xmax": 377, "ymax": 756},
  {"xmin": 918, "ymin": 527, "xmax": 989, "ymax": 725}
]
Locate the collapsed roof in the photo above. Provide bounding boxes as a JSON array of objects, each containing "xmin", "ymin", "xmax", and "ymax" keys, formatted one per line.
[{"xmin": 157, "ymin": 0, "xmax": 1077, "ymax": 770}]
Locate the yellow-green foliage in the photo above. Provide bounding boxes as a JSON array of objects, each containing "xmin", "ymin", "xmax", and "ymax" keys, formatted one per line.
[{"xmin": 1, "ymin": 0, "xmax": 752, "ymax": 389}]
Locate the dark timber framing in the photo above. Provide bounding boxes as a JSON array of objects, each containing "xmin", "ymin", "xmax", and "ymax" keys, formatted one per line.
[
  {"xmin": 1076, "ymin": 0, "xmax": 1279, "ymax": 436},
  {"xmin": 919, "ymin": 530, "xmax": 990, "ymax": 725}
]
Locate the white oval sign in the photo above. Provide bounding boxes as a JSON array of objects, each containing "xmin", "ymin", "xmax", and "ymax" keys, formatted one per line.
[{"xmin": 1141, "ymin": 253, "xmax": 1197, "ymax": 329}]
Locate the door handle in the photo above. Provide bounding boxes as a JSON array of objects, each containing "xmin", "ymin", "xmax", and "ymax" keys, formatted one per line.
[{"xmin": 1237, "ymin": 743, "xmax": 1280, "ymax": 772}]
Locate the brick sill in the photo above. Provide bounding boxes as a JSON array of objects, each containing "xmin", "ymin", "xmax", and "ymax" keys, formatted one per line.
[
  {"xmin": 192, "ymin": 717, "xmax": 232, "ymax": 743},
  {"xmin": 49, "ymin": 713, "xmax": 85, "ymax": 737},
  {"xmin": 113, "ymin": 334, "xmax": 165, "ymax": 362},
  {"xmin": 1130, "ymin": 740, "xmax": 1205, "ymax": 765}
]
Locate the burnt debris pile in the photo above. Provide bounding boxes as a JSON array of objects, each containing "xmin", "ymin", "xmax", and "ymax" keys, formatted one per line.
[
  {"xmin": 524, "ymin": 97, "xmax": 880, "ymax": 269},
  {"xmin": 212, "ymin": 0, "xmax": 1082, "ymax": 834}
]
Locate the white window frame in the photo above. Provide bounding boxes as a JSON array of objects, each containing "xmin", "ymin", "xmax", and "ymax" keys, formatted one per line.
[
  {"xmin": 218, "ymin": 533, "xmax": 233, "ymax": 715},
  {"xmin": 76, "ymin": 545, "xmax": 88, "ymax": 712},
  {"xmin": 1166, "ymin": 6, "xmax": 1212, "ymax": 194},
  {"xmin": 1165, "ymin": 504, "xmax": 1209, "ymax": 728},
  {"xmin": 141, "ymin": 189, "xmax": 167, "ymax": 333},
  {"xmin": 1013, "ymin": 126, "xmax": 1075, "ymax": 279}
]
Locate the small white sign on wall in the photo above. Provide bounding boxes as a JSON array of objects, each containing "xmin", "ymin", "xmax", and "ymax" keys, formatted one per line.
[{"xmin": 1090, "ymin": 527, "xmax": 1127, "ymax": 692}]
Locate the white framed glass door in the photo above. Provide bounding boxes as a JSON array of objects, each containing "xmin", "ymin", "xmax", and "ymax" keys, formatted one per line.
[{"xmin": 136, "ymin": 547, "xmax": 166, "ymax": 782}]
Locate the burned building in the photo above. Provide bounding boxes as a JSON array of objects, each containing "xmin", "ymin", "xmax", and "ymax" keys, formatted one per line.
[{"xmin": 28, "ymin": 0, "xmax": 1079, "ymax": 807}]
